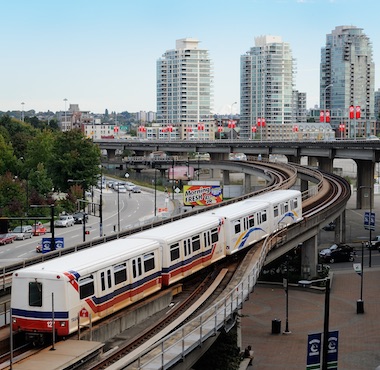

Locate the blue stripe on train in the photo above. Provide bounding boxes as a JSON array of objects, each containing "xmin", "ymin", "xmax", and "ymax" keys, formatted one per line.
[{"xmin": 12, "ymin": 308, "xmax": 68, "ymax": 319}]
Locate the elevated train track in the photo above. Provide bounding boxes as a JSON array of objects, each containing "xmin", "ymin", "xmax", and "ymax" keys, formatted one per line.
[{"xmin": 0, "ymin": 161, "xmax": 351, "ymax": 370}]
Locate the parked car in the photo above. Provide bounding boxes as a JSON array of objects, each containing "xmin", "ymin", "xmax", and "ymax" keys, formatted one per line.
[
  {"xmin": 117, "ymin": 185, "xmax": 127, "ymax": 193},
  {"xmin": 131, "ymin": 186, "xmax": 141, "ymax": 193},
  {"xmin": 0, "ymin": 233, "xmax": 17, "ymax": 245},
  {"xmin": 10, "ymin": 225, "xmax": 33, "ymax": 240},
  {"xmin": 319, "ymin": 243, "xmax": 355, "ymax": 263},
  {"xmin": 54, "ymin": 215, "xmax": 75, "ymax": 227},
  {"xmin": 322, "ymin": 222, "xmax": 336, "ymax": 231},
  {"xmin": 364, "ymin": 235, "xmax": 380, "ymax": 250},
  {"xmin": 73, "ymin": 211, "xmax": 88, "ymax": 224},
  {"xmin": 31, "ymin": 222, "xmax": 47, "ymax": 236}
]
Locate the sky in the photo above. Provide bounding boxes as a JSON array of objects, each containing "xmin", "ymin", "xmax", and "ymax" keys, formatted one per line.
[{"xmin": 1, "ymin": 0, "xmax": 380, "ymax": 115}]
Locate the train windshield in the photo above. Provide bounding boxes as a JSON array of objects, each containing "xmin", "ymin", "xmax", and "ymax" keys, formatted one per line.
[{"xmin": 29, "ymin": 281, "xmax": 42, "ymax": 307}]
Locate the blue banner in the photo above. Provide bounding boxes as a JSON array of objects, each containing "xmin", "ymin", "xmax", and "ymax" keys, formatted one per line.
[
  {"xmin": 306, "ymin": 332, "xmax": 321, "ymax": 369},
  {"xmin": 327, "ymin": 330, "xmax": 339, "ymax": 369},
  {"xmin": 41, "ymin": 237, "xmax": 64, "ymax": 254},
  {"xmin": 364, "ymin": 211, "xmax": 375, "ymax": 230}
]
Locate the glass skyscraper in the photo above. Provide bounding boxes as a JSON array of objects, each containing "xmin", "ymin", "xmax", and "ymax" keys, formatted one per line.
[{"xmin": 320, "ymin": 25, "xmax": 375, "ymax": 138}]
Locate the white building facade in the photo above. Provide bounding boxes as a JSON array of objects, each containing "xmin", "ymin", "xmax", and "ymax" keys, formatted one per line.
[{"xmin": 156, "ymin": 38, "xmax": 214, "ymax": 140}]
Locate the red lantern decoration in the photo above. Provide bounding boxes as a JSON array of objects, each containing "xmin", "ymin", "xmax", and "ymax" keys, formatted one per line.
[
  {"xmin": 251, "ymin": 126, "xmax": 257, "ymax": 133},
  {"xmin": 187, "ymin": 127, "xmax": 192, "ymax": 132},
  {"xmin": 138, "ymin": 125, "xmax": 146, "ymax": 132},
  {"xmin": 320, "ymin": 110, "xmax": 324, "ymax": 123},
  {"xmin": 339, "ymin": 124, "xmax": 345, "ymax": 132},
  {"xmin": 356, "ymin": 106, "xmax": 361, "ymax": 119},
  {"xmin": 325, "ymin": 110, "xmax": 330, "ymax": 123},
  {"xmin": 218, "ymin": 126, "xmax": 223, "ymax": 132},
  {"xmin": 167, "ymin": 125, "xmax": 173, "ymax": 132},
  {"xmin": 197, "ymin": 123, "xmax": 205, "ymax": 130},
  {"xmin": 228, "ymin": 120, "xmax": 236, "ymax": 129},
  {"xmin": 349, "ymin": 105, "xmax": 354, "ymax": 119},
  {"xmin": 113, "ymin": 126, "xmax": 119, "ymax": 133},
  {"xmin": 293, "ymin": 125, "xmax": 299, "ymax": 132}
]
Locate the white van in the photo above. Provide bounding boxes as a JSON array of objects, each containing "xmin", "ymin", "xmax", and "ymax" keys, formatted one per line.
[{"xmin": 11, "ymin": 225, "xmax": 33, "ymax": 240}]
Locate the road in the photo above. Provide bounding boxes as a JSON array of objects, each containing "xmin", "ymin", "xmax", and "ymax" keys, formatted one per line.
[{"xmin": 0, "ymin": 185, "xmax": 171, "ymax": 267}]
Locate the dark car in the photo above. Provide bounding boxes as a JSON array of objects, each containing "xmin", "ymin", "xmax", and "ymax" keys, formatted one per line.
[
  {"xmin": 319, "ymin": 243, "xmax": 355, "ymax": 263},
  {"xmin": 322, "ymin": 222, "xmax": 336, "ymax": 231},
  {"xmin": 72, "ymin": 212, "xmax": 88, "ymax": 224}
]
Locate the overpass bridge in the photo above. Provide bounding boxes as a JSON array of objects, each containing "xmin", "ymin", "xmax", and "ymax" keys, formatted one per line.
[{"xmin": 95, "ymin": 138, "xmax": 380, "ymax": 209}]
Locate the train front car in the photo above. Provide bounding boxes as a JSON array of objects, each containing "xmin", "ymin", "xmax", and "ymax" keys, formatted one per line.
[
  {"xmin": 11, "ymin": 238, "xmax": 163, "ymax": 345},
  {"xmin": 11, "ymin": 268, "xmax": 72, "ymax": 345}
]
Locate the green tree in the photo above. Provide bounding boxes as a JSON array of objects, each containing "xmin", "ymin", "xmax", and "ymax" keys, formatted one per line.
[
  {"xmin": 48, "ymin": 129, "xmax": 101, "ymax": 192},
  {"xmin": 0, "ymin": 135, "xmax": 18, "ymax": 175},
  {"xmin": 0, "ymin": 172, "xmax": 25, "ymax": 217}
]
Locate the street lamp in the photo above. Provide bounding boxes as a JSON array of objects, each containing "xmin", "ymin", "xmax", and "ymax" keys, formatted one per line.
[
  {"xmin": 230, "ymin": 102, "xmax": 237, "ymax": 140},
  {"xmin": 283, "ymin": 255, "xmax": 291, "ymax": 334},
  {"xmin": 299, "ymin": 277, "xmax": 331, "ymax": 370},
  {"xmin": 68, "ymin": 179, "xmax": 86, "ymax": 242},
  {"xmin": 117, "ymin": 185, "xmax": 120, "ymax": 232},
  {"xmin": 360, "ymin": 186, "xmax": 373, "ymax": 268},
  {"xmin": 21, "ymin": 102, "xmax": 25, "ymax": 122},
  {"xmin": 30, "ymin": 204, "xmax": 55, "ymax": 251},
  {"xmin": 63, "ymin": 98, "xmax": 68, "ymax": 129},
  {"xmin": 323, "ymin": 84, "xmax": 333, "ymax": 140},
  {"xmin": 99, "ymin": 166, "xmax": 103, "ymax": 237}
]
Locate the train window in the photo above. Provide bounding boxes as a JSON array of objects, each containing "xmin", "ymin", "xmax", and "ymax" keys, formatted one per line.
[
  {"xmin": 293, "ymin": 198, "xmax": 298, "ymax": 208},
  {"xmin": 234, "ymin": 220, "xmax": 241, "ymax": 234},
  {"xmin": 79, "ymin": 275, "xmax": 94, "ymax": 299},
  {"xmin": 204, "ymin": 231, "xmax": 211, "ymax": 248},
  {"xmin": 144, "ymin": 253, "xmax": 155, "ymax": 272},
  {"xmin": 211, "ymin": 227, "xmax": 218, "ymax": 243},
  {"xmin": 170, "ymin": 243, "xmax": 180, "ymax": 261},
  {"xmin": 284, "ymin": 202, "xmax": 289, "ymax": 213},
  {"xmin": 262, "ymin": 210, "xmax": 267, "ymax": 222},
  {"xmin": 274, "ymin": 205, "xmax": 279, "ymax": 217},
  {"xmin": 107, "ymin": 270, "xmax": 112, "ymax": 289},
  {"xmin": 248, "ymin": 215, "xmax": 254, "ymax": 228},
  {"xmin": 114, "ymin": 263, "xmax": 127, "ymax": 285},
  {"xmin": 29, "ymin": 281, "xmax": 42, "ymax": 307},
  {"xmin": 192, "ymin": 235, "xmax": 201, "ymax": 252},
  {"xmin": 132, "ymin": 258, "xmax": 142, "ymax": 278},
  {"xmin": 101, "ymin": 272, "xmax": 106, "ymax": 291}
]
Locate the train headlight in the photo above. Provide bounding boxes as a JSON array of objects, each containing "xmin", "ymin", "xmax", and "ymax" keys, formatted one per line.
[{"xmin": 60, "ymin": 322, "xmax": 66, "ymax": 327}]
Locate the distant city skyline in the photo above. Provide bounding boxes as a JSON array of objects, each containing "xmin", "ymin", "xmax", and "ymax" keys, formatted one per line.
[{"xmin": 1, "ymin": 0, "xmax": 380, "ymax": 115}]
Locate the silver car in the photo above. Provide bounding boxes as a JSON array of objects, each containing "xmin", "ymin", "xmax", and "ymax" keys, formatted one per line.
[
  {"xmin": 11, "ymin": 225, "xmax": 33, "ymax": 240},
  {"xmin": 54, "ymin": 215, "xmax": 75, "ymax": 227}
]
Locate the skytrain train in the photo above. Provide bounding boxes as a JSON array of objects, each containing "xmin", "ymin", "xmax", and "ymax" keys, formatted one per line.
[{"xmin": 11, "ymin": 189, "xmax": 302, "ymax": 344}]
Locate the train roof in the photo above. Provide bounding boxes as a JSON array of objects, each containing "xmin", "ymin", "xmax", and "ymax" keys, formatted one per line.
[
  {"xmin": 245, "ymin": 189, "xmax": 301, "ymax": 204},
  {"xmin": 13, "ymin": 238, "xmax": 160, "ymax": 279},
  {"xmin": 128, "ymin": 214, "xmax": 222, "ymax": 244},
  {"xmin": 202, "ymin": 200, "xmax": 269, "ymax": 219}
]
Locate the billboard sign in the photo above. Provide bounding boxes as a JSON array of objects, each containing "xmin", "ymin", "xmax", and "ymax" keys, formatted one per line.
[{"xmin": 183, "ymin": 185, "xmax": 223, "ymax": 206}]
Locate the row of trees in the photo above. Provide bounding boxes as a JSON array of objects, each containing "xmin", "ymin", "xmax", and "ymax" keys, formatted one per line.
[{"xmin": 0, "ymin": 115, "xmax": 101, "ymax": 223}]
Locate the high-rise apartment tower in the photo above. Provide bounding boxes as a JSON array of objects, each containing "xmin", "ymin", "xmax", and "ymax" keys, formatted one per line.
[
  {"xmin": 320, "ymin": 25, "xmax": 375, "ymax": 138},
  {"xmin": 156, "ymin": 38, "xmax": 213, "ymax": 140},
  {"xmin": 240, "ymin": 36, "xmax": 295, "ymax": 140}
]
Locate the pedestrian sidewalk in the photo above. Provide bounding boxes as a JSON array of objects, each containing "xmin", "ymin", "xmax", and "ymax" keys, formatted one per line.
[{"xmin": 240, "ymin": 268, "xmax": 380, "ymax": 369}]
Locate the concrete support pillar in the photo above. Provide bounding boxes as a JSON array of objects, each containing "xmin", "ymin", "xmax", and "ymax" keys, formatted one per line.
[
  {"xmin": 223, "ymin": 170, "xmax": 230, "ymax": 185},
  {"xmin": 308, "ymin": 157, "xmax": 318, "ymax": 167},
  {"xmin": 318, "ymin": 157, "xmax": 334, "ymax": 174},
  {"xmin": 356, "ymin": 159, "xmax": 375, "ymax": 209},
  {"xmin": 244, "ymin": 173, "xmax": 252, "ymax": 194},
  {"xmin": 334, "ymin": 212, "xmax": 346, "ymax": 244},
  {"xmin": 301, "ymin": 236, "xmax": 318, "ymax": 279},
  {"xmin": 300, "ymin": 179, "xmax": 308, "ymax": 193},
  {"xmin": 287, "ymin": 155, "xmax": 300, "ymax": 164},
  {"xmin": 106, "ymin": 149, "xmax": 116, "ymax": 161}
]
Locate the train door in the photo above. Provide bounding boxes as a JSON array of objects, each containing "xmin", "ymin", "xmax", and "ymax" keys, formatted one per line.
[
  {"xmin": 98, "ymin": 267, "xmax": 114, "ymax": 317},
  {"xmin": 183, "ymin": 237, "xmax": 193, "ymax": 276}
]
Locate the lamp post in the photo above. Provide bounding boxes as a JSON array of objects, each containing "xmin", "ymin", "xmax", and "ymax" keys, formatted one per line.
[
  {"xmin": 117, "ymin": 186, "xmax": 120, "ymax": 232},
  {"xmin": 360, "ymin": 186, "xmax": 373, "ymax": 268},
  {"xmin": 63, "ymin": 98, "xmax": 68, "ymax": 129},
  {"xmin": 283, "ymin": 255, "xmax": 291, "ymax": 334},
  {"xmin": 153, "ymin": 166, "xmax": 157, "ymax": 217},
  {"xmin": 299, "ymin": 277, "xmax": 331, "ymax": 370},
  {"xmin": 323, "ymin": 84, "xmax": 333, "ymax": 140},
  {"xmin": 230, "ymin": 102, "xmax": 237, "ymax": 140},
  {"xmin": 21, "ymin": 102, "xmax": 25, "ymax": 122},
  {"xmin": 30, "ymin": 204, "xmax": 55, "ymax": 251},
  {"xmin": 99, "ymin": 166, "xmax": 103, "ymax": 237},
  {"xmin": 172, "ymin": 159, "xmax": 175, "ymax": 201},
  {"xmin": 68, "ymin": 179, "xmax": 86, "ymax": 242}
]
